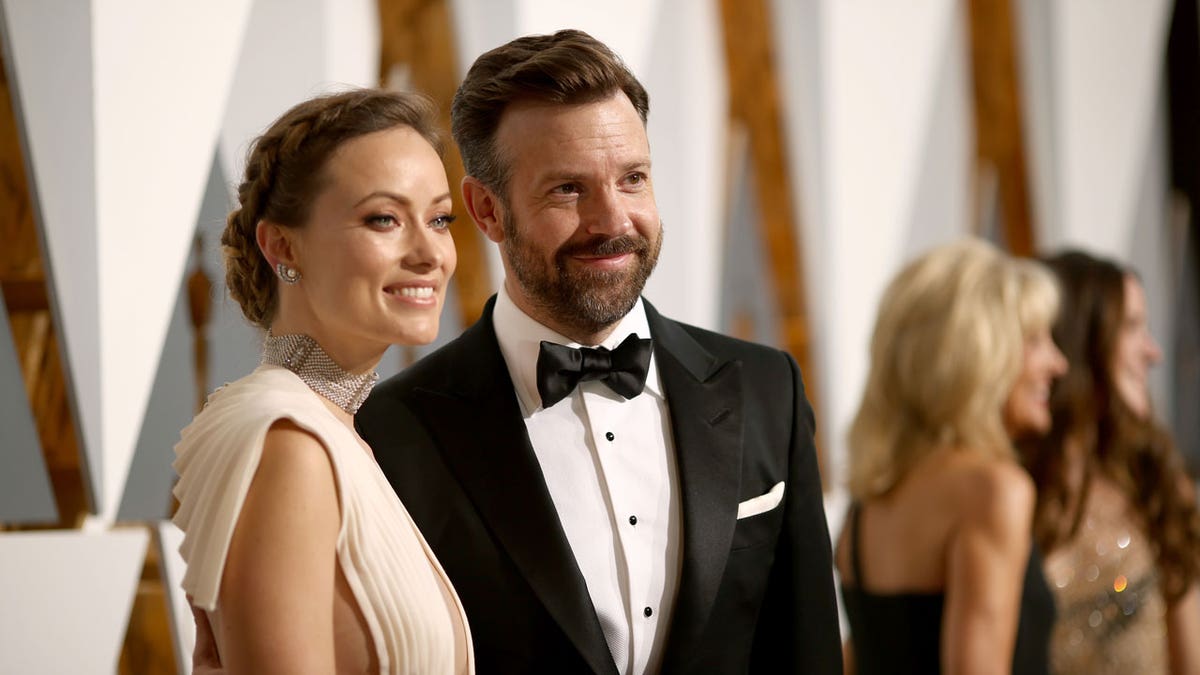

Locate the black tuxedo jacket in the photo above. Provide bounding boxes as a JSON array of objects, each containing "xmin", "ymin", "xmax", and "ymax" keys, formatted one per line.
[{"xmin": 356, "ymin": 297, "xmax": 842, "ymax": 674}]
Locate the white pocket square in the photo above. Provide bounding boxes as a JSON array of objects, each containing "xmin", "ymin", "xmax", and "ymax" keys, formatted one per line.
[{"xmin": 736, "ymin": 481, "xmax": 785, "ymax": 519}]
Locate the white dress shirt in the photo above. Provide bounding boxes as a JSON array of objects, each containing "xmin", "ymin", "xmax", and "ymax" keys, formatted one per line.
[{"xmin": 493, "ymin": 285, "xmax": 682, "ymax": 675}]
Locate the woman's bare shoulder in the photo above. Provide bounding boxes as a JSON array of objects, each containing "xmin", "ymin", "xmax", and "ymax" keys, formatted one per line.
[{"xmin": 927, "ymin": 451, "xmax": 1035, "ymax": 531}]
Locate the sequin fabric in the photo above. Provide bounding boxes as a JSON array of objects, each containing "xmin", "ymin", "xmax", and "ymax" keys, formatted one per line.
[
  {"xmin": 1044, "ymin": 478, "xmax": 1166, "ymax": 674},
  {"xmin": 260, "ymin": 332, "xmax": 378, "ymax": 415}
]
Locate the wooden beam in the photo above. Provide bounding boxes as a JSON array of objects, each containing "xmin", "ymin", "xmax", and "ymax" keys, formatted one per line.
[
  {"xmin": 0, "ymin": 39, "xmax": 88, "ymax": 528},
  {"xmin": 718, "ymin": 0, "xmax": 826, "ymax": 486},
  {"xmin": 968, "ymin": 0, "xmax": 1037, "ymax": 256},
  {"xmin": 377, "ymin": 0, "xmax": 492, "ymax": 326}
]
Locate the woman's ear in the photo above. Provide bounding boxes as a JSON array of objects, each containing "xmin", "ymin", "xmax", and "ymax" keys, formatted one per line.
[
  {"xmin": 462, "ymin": 176, "xmax": 506, "ymax": 243},
  {"xmin": 256, "ymin": 220, "xmax": 298, "ymax": 270}
]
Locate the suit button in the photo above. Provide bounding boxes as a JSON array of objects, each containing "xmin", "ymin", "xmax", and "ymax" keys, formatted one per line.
[
  {"xmin": 605, "ymin": 431, "xmax": 615, "ymax": 441},
  {"xmin": 644, "ymin": 606, "xmax": 653, "ymax": 618},
  {"xmin": 629, "ymin": 515, "xmax": 638, "ymax": 525}
]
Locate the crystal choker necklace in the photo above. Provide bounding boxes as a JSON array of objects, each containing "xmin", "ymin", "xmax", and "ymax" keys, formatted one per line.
[{"xmin": 261, "ymin": 332, "xmax": 378, "ymax": 415}]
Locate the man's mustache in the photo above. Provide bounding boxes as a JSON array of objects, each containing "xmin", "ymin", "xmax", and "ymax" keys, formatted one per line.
[{"xmin": 558, "ymin": 235, "xmax": 648, "ymax": 259}]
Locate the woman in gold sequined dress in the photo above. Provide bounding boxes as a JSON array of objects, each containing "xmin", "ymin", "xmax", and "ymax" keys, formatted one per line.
[{"xmin": 1019, "ymin": 250, "xmax": 1200, "ymax": 674}]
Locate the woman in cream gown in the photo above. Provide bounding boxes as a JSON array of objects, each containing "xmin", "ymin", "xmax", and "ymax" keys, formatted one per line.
[{"xmin": 172, "ymin": 89, "xmax": 473, "ymax": 674}]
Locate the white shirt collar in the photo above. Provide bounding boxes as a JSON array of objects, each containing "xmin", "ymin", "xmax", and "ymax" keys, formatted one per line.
[{"xmin": 493, "ymin": 283, "xmax": 663, "ymax": 417}]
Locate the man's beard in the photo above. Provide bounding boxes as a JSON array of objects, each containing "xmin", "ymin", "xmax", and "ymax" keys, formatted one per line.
[{"xmin": 502, "ymin": 213, "xmax": 663, "ymax": 336}]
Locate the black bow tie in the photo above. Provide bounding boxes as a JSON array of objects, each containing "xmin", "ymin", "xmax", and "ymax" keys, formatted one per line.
[{"xmin": 536, "ymin": 334, "xmax": 654, "ymax": 409}]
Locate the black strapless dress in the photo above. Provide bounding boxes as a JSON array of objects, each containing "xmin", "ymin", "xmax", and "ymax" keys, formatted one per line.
[{"xmin": 839, "ymin": 504, "xmax": 1055, "ymax": 674}]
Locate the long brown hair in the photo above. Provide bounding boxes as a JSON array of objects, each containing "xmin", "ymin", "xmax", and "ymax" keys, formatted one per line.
[{"xmin": 1020, "ymin": 250, "xmax": 1200, "ymax": 603}]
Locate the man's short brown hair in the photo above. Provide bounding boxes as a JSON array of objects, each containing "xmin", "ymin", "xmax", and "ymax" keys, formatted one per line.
[{"xmin": 450, "ymin": 29, "xmax": 650, "ymax": 198}]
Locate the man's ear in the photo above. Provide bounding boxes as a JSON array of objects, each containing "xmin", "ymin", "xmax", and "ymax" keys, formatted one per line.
[
  {"xmin": 462, "ymin": 176, "xmax": 506, "ymax": 243},
  {"xmin": 255, "ymin": 220, "xmax": 299, "ymax": 270}
]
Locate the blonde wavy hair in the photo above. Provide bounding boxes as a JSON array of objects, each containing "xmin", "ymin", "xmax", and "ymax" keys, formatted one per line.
[{"xmin": 847, "ymin": 238, "xmax": 1059, "ymax": 499}]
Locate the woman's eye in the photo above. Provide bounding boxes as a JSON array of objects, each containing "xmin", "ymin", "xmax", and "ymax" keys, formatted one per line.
[
  {"xmin": 367, "ymin": 214, "xmax": 398, "ymax": 229},
  {"xmin": 430, "ymin": 214, "xmax": 457, "ymax": 231}
]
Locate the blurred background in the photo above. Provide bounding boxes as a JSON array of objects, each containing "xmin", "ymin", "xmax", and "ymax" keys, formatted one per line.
[{"xmin": 0, "ymin": 0, "xmax": 1196, "ymax": 672}]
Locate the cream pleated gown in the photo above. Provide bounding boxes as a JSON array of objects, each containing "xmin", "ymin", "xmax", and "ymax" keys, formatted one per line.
[{"xmin": 173, "ymin": 364, "xmax": 473, "ymax": 674}]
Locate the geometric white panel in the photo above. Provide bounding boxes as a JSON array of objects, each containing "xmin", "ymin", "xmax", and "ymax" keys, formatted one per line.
[
  {"xmin": 820, "ymin": 0, "xmax": 959, "ymax": 490},
  {"xmin": 219, "ymin": 0, "xmax": 379, "ymax": 191},
  {"xmin": 321, "ymin": 0, "xmax": 381, "ymax": 93},
  {"xmin": 156, "ymin": 521, "xmax": 192, "ymax": 675},
  {"xmin": 516, "ymin": 0, "xmax": 662, "ymax": 74},
  {"xmin": 1053, "ymin": 0, "xmax": 1172, "ymax": 257},
  {"xmin": 1, "ymin": 0, "xmax": 104, "ymax": 511},
  {"xmin": 92, "ymin": 0, "xmax": 251, "ymax": 521},
  {"xmin": 0, "ymin": 529, "xmax": 148, "ymax": 673},
  {"xmin": 448, "ymin": 0, "xmax": 518, "ymax": 83}
]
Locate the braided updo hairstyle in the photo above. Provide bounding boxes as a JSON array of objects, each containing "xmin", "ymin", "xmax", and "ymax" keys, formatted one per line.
[{"xmin": 222, "ymin": 88, "xmax": 443, "ymax": 329}]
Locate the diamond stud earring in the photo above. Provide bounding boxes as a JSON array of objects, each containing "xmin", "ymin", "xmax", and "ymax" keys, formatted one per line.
[{"xmin": 276, "ymin": 263, "xmax": 301, "ymax": 284}]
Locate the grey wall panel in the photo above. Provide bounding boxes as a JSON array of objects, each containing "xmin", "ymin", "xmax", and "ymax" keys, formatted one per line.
[
  {"xmin": 904, "ymin": 0, "xmax": 972, "ymax": 260},
  {"xmin": 718, "ymin": 140, "xmax": 782, "ymax": 349},
  {"xmin": 0, "ymin": 297, "xmax": 57, "ymax": 523},
  {"xmin": 197, "ymin": 152, "xmax": 261, "ymax": 394},
  {"xmin": 1015, "ymin": 0, "xmax": 1062, "ymax": 246},
  {"xmin": 117, "ymin": 283, "xmax": 194, "ymax": 521},
  {"xmin": 1128, "ymin": 83, "xmax": 1175, "ymax": 431},
  {"xmin": 1, "ymin": 0, "xmax": 102, "ymax": 512}
]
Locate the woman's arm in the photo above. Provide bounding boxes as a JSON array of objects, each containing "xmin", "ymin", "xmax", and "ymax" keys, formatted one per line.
[
  {"xmin": 216, "ymin": 420, "xmax": 341, "ymax": 674},
  {"xmin": 1167, "ymin": 582, "xmax": 1200, "ymax": 674},
  {"xmin": 941, "ymin": 462, "xmax": 1035, "ymax": 675}
]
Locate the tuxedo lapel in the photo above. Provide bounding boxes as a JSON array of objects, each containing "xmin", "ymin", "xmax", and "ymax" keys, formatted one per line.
[
  {"xmin": 409, "ymin": 300, "xmax": 617, "ymax": 675},
  {"xmin": 646, "ymin": 303, "xmax": 745, "ymax": 671}
]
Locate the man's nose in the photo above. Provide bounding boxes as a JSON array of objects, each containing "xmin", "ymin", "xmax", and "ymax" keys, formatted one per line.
[{"xmin": 582, "ymin": 187, "xmax": 634, "ymax": 237}]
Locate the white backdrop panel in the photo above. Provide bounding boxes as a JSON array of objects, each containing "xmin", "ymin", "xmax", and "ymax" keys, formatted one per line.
[
  {"xmin": 516, "ymin": 0, "xmax": 659, "ymax": 76},
  {"xmin": 1053, "ymin": 0, "xmax": 1172, "ymax": 256},
  {"xmin": 218, "ymin": 0, "xmax": 379, "ymax": 193},
  {"xmin": 0, "ymin": 529, "xmax": 149, "ymax": 673},
  {"xmin": 157, "ymin": 521, "xmax": 193, "ymax": 675},
  {"xmin": 821, "ymin": 0, "xmax": 958, "ymax": 488},
  {"xmin": 94, "ymin": 0, "xmax": 252, "ymax": 521},
  {"xmin": 323, "ymin": 0, "xmax": 380, "ymax": 92}
]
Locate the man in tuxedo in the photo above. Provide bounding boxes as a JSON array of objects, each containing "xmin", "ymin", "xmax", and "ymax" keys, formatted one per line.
[{"xmin": 357, "ymin": 29, "xmax": 842, "ymax": 674}]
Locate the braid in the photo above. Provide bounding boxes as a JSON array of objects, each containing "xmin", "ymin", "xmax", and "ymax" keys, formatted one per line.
[{"xmin": 220, "ymin": 129, "xmax": 287, "ymax": 329}]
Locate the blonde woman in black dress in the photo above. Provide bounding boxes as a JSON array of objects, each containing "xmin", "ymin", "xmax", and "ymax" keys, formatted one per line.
[{"xmin": 836, "ymin": 238, "xmax": 1065, "ymax": 674}]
